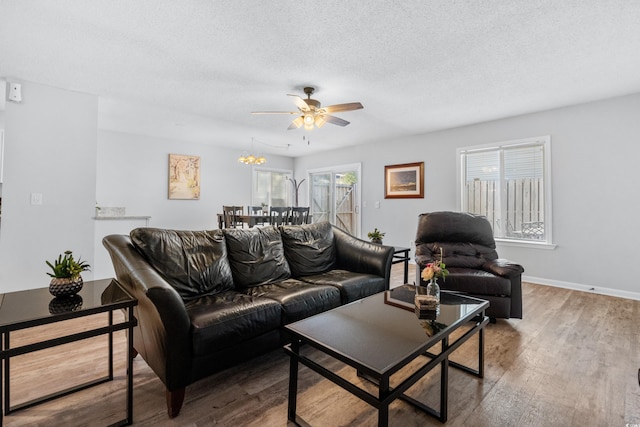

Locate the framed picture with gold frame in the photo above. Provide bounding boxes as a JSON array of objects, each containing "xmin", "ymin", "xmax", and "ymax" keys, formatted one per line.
[
  {"xmin": 168, "ymin": 154, "xmax": 201, "ymax": 200},
  {"xmin": 384, "ymin": 162, "xmax": 424, "ymax": 199}
]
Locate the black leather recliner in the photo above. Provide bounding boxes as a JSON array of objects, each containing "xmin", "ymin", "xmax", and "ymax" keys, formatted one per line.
[{"xmin": 415, "ymin": 211, "xmax": 524, "ymax": 320}]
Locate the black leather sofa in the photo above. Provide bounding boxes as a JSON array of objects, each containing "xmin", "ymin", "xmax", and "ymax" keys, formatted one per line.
[
  {"xmin": 102, "ymin": 221, "xmax": 393, "ymax": 418},
  {"xmin": 415, "ymin": 211, "xmax": 524, "ymax": 320}
]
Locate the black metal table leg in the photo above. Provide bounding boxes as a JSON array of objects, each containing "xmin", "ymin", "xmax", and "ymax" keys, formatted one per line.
[
  {"xmin": 126, "ymin": 305, "xmax": 135, "ymax": 425},
  {"xmin": 287, "ymin": 340, "xmax": 300, "ymax": 423},
  {"xmin": 440, "ymin": 337, "xmax": 449, "ymax": 422},
  {"xmin": 378, "ymin": 375, "xmax": 390, "ymax": 427}
]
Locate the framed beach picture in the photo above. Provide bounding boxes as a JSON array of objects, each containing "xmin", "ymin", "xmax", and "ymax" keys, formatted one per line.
[
  {"xmin": 384, "ymin": 162, "xmax": 424, "ymax": 199},
  {"xmin": 168, "ymin": 154, "xmax": 201, "ymax": 200}
]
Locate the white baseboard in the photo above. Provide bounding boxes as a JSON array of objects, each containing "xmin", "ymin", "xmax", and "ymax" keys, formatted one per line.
[{"xmin": 523, "ymin": 275, "xmax": 640, "ymax": 301}]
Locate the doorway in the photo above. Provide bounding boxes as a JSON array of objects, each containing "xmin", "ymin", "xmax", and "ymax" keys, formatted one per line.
[{"xmin": 308, "ymin": 163, "xmax": 361, "ymax": 236}]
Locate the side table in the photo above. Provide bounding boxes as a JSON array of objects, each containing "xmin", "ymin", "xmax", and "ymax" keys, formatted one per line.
[
  {"xmin": 0, "ymin": 279, "xmax": 137, "ymax": 426},
  {"xmin": 392, "ymin": 246, "xmax": 410, "ymax": 283}
]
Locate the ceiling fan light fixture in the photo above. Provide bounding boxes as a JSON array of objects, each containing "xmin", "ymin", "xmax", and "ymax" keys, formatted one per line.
[
  {"xmin": 315, "ymin": 115, "xmax": 327, "ymax": 128},
  {"xmin": 303, "ymin": 113, "xmax": 315, "ymax": 125},
  {"xmin": 252, "ymin": 87, "xmax": 363, "ymax": 131}
]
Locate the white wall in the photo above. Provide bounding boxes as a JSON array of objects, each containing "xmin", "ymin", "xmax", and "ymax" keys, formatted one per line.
[
  {"xmin": 0, "ymin": 81, "xmax": 98, "ymax": 292},
  {"xmin": 94, "ymin": 130, "xmax": 294, "ymax": 278},
  {"xmin": 0, "ymin": 81, "xmax": 295, "ymax": 289},
  {"xmin": 295, "ymin": 93, "xmax": 640, "ymax": 298},
  {"xmin": 97, "ymin": 129, "xmax": 294, "ymax": 229}
]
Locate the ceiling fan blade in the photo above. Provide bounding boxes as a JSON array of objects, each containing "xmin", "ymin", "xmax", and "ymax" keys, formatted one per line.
[
  {"xmin": 288, "ymin": 116, "xmax": 304, "ymax": 130},
  {"xmin": 251, "ymin": 111, "xmax": 299, "ymax": 115},
  {"xmin": 287, "ymin": 94, "xmax": 310, "ymax": 111},
  {"xmin": 322, "ymin": 114, "xmax": 350, "ymax": 127},
  {"xmin": 321, "ymin": 102, "xmax": 363, "ymax": 114}
]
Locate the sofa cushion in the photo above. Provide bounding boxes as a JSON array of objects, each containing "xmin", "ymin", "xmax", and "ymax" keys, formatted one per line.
[
  {"xmin": 279, "ymin": 221, "xmax": 336, "ymax": 277},
  {"xmin": 185, "ymin": 290, "xmax": 282, "ymax": 356},
  {"xmin": 223, "ymin": 226, "xmax": 291, "ymax": 288},
  {"xmin": 300, "ymin": 269, "xmax": 386, "ymax": 304},
  {"xmin": 241, "ymin": 278, "xmax": 341, "ymax": 324},
  {"xmin": 130, "ymin": 228, "xmax": 234, "ymax": 300}
]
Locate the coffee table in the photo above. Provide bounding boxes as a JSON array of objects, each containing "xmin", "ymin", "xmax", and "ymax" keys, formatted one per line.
[{"xmin": 284, "ymin": 285, "xmax": 489, "ymax": 426}]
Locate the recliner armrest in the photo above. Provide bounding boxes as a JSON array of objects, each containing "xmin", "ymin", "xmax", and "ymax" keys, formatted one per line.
[{"xmin": 482, "ymin": 258, "xmax": 524, "ymax": 278}]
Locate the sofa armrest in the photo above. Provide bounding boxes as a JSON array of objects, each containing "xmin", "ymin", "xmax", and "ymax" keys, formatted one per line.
[
  {"xmin": 482, "ymin": 258, "xmax": 525, "ymax": 278},
  {"xmin": 103, "ymin": 234, "xmax": 192, "ymax": 390},
  {"xmin": 332, "ymin": 226, "xmax": 394, "ymax": 288}
]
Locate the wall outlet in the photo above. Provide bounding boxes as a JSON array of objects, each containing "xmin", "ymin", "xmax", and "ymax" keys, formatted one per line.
[
  {"xmin": 375, "ymin": 201, "xmax": 380, "ymax": 209},
  {"xmin": 30, "ymin": 192, "xmax": 43, "ymax": 205},
  {"xmin": 8, "ymin": 82, "xmax": 22, "ymax": 103}
]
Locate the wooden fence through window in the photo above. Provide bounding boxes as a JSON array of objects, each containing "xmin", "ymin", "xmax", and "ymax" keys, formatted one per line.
[
  {"xmin": 464, "ymin": 178, "xmax": 544, "ymax": 239},
  {"xmin": 310, "ymin": 183, "xmax": 356, "ymax": 235}
]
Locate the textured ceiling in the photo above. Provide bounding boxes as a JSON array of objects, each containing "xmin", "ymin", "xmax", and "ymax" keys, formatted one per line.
[{"xmin": 1, "ymin": 1, "xmax": 640, "ymax": 157}]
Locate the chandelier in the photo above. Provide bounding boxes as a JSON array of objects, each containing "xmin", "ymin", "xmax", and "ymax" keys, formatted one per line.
[{"xmin": 238, "ymin": 138, "xmax": 266, "ymax": 165}]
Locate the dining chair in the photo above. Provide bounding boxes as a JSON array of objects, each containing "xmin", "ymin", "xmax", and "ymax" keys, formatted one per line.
[
  {"xmin": 248, "ymin": 206, "xmax": 264, "ymax": 215},
  {"xmin": 222, "ymin": 205, "xmax": 244, "ymax": 228},
  {"xmin": 248, "ymin": 205, "xmax": 267, "ymax": 226},
  {"xmin": 290, "ymin": 207, "xmax": 310, "ymax": 225},
  {"xmin": 269, "ymin": 206, "xmax": 290, "ymax": 226}
]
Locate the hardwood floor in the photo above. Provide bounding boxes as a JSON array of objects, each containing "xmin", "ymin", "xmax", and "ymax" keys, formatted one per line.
[{"xmin": 3, "ymin": 263, "xmax": 640, "ymax": 426}]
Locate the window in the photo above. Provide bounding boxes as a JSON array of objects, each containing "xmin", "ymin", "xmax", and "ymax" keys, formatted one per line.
[
  {"xmin": 458, "ymin": 136, "xmax": 552, "ymax": 244},
  {"xmin": 251, "ymin": 168, "xmax": 292, "ymax": 207}
]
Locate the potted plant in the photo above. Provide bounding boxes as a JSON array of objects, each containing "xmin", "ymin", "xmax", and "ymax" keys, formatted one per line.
[
  {"xmin": 46, "ymin": 250, "xmax": 91, "ymax": 297},
  {"xmin": 367, "ymin": 228, "xmax": 385, "ymax": 244}
]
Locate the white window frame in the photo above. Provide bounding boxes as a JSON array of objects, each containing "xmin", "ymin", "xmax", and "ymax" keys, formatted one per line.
[
  {"xmin": 251, "ymin": 167, "xmax": 293, "ymax": 207},
  {"xmin": 457, "ymin": 135, "xmax": 554, "ymax": 249}
]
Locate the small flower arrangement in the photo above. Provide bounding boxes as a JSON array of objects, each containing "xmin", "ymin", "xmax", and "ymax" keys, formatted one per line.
[{"xmin": 421, "ymin": 247, "xmax": 449, "ymax": 282}]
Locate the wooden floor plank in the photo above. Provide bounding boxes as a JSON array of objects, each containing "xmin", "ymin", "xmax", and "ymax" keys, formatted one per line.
[{"xmin": 3, "ymin": 263, "xmax": 640, "ymax": 426}]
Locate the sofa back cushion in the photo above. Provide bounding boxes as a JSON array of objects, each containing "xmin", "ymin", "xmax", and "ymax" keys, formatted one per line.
[
  {"xmin": 130, "ymin": 228, "xmax": 234, "ymax": 300},
  {"xmin": 279, "ymin": 221, "xmax": 336, "ymax": 277},
  {"xmin": 223, "ymin": 226, "xmax": 291, "ymax": 288}
]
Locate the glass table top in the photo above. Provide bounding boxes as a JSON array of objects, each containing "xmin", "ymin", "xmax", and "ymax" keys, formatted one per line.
[
  {"xmin": 286, "ymin": 285, "xmax": 488, "ymax": 375},
  {"xmin": 0, "ymin": 278, "xmax": 135, "ymax": 331}
]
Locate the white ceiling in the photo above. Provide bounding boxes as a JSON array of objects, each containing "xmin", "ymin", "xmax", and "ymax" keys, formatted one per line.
[{"xmin": 1, "ymin": 1, "xmax": 640, "ymax": 157}]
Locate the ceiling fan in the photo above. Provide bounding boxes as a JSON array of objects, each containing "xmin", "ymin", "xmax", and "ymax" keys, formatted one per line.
[{"xmin": 251, "ymin": 87, "xmax": 363, "ymax": 130}]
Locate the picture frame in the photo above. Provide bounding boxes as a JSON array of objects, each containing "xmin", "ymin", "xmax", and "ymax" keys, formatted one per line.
[
  {"xmin": 384, "ymin": 162, "xmax": 424, "ymax": 199},
  {"xmin": 168, "ymin": 154, "xmax": 201, "ymax": 200}
]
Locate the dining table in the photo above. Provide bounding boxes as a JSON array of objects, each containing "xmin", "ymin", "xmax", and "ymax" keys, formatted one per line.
[{"xmin": 217, "ymin": 213, "xmax": 271, "ymax": 229}]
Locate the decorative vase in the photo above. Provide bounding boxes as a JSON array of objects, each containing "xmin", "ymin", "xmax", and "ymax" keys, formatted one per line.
[
  {"xmin": 49, "ymin": 276, "xmax": 83, "ymax": 297},
  {"xmin": 425, "ymin": 277, "xmax": 440, "ymax": 303},
  {"xmin": 415, "ymin": 279, "xmax": 440, "ymax": 316},
  {"xmin": 371, "ymin": 238, "xmax": 382, "ymax": 244}
]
